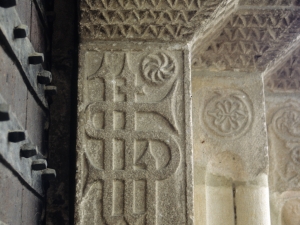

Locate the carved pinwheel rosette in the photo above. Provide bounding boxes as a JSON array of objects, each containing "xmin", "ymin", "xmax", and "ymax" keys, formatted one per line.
[
  {"xmin": 142, "ymin": 52, "xmax": 177, "ymax": 85},
  {"xmin": 272, "ymin": 103, "xmax": 300, "ymax": 142},
  {"xmin": 202, "ymin": 90, "xmax": 253, "ymax": 139}
]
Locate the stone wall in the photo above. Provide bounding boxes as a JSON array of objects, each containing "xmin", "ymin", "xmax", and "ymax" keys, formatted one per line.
[{"xmin": 0, "ymin": 0, "xmax": 53, "ymax": 224}]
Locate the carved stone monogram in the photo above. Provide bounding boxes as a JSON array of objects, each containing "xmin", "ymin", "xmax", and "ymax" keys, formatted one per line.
[
  {"xmin": 80, "ymin": 0, "xmax": 223, "ymax": 41},
  {"xmin": 77, "ymin": 50, "xmax": 190, "ymax": 225},
  {"xmin": 203, "ymin": 90, "xmax": 253, "ymax": 138}
]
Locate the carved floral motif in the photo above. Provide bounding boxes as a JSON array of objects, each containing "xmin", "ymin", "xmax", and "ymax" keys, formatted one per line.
[
  {"xmin": 270, "ymin": 103, "xmax": 300, "ymax": 191},
  {"xmin": 207, "ymin": 99, "xmax": 248, "ymax": 133},
  {"xmin": 142, "ymin": 52, "xmax": 176, "ymax": 85},
  {"xmin": 203, "ymin": 90, "xmax": 253, "ymax": 138},
  {"xmin": 272, "ymin": 106, "xmax": 300, "ymax": 141}
]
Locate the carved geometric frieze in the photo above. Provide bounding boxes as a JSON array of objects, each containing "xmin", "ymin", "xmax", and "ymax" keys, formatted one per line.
[
  {"xmin": 192, "ymin": 6, "xmax": 300, "ymax": 71},
  {"xmin": 239, "ymin": 0, "xmax": 300, "ymax": 6},
  {"xmin": 265, "ymin": 46, "xmax": 300, "ymax": 92},
  {"xmin": 76, "ymin": 45, "xmax": 193, "ymax": 225},
  {"xmin": 192, "ymin": 70, "xmax": 268, "ymax": 181},
  {"xmin": 80, "ymin": 0, "xmax": 224, "ymax": 41}
]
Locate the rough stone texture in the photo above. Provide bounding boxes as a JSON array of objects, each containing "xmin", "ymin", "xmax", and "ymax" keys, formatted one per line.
[{"xmin": 75, "ymin": 43, "xmax": 193, "ymax": 225}]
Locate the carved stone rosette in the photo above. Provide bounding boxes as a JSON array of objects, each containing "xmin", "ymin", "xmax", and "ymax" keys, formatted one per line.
[{"xmin": 203, "ymin": 89, "xmax": 253, "ymax": 139}]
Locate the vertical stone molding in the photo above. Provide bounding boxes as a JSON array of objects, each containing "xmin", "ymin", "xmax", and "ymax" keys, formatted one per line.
[
  {"xmin": 76, "ymin": 43, "xmax": 193, "ymax": 225},
  {"xmin": 192, "ymin": 70, "xmax": 269, "ymax": 225}
]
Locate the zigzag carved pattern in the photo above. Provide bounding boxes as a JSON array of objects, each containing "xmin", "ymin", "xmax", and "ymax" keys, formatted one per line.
[
  {"xmin": 240, "ymin": 0, "xmax": 300, "ymax": 6},
  {"xmin": 266, "ymin": 48, "xmax": 300, "ymax": 91},
  {"xmin": 192, "ymin": 11, "xmax": 300, "ymax": 71},
  {"xmin": 80, "ymin": 0, "xmax": 223, "ymax": 40},
  {"xmin": 82, "ymin": 0, "xmax": 205, "ymax": 10}
]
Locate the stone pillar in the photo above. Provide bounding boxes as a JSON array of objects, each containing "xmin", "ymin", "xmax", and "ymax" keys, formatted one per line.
[
  {"xmin": 264, "ymin": 44, "xmax": 300, "ymax": 225},
  {"xmin": 75, "ymin": 43, "xmax": 194, "ymax": 224},
  {"xmin": 192, "ymin": 70, "xmax": 270, "ymax": 225},
  {"xmin": 235, "ymin": 174, "xmax": 270, "ymax": 225},
  {"xmin": 205, "ymin": 174, "xmax": 235, "ymax": 225}
]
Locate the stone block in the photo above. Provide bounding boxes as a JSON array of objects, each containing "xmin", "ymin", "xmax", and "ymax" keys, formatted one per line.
[
  {"xmin": 75, "ymin": 44, "xmax": 193, "ymax": 225},
  {"xmin": 0, "ymin": 163, "xmax": 22, "ymax": 225}
]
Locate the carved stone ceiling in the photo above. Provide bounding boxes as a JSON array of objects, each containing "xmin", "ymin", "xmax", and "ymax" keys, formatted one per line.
[
  {"xmin": 265, "ymin": 43, "xmax": 300, "ymax": 92},
  {"xmin": 80, "ymin": 0, "xmax": 224, "ymax": 41},
  {"xmin": 192, "ymin": 0, "xmax": 300, "ymax": 72},
  {"xmin": 80, "ymin": 0, "xmax": 300, "ymax": 72}
]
